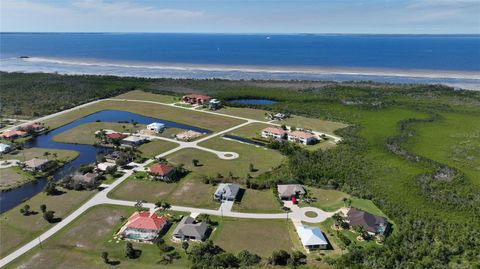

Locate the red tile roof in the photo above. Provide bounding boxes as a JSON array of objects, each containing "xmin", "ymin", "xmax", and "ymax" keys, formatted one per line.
[
  {"xmin": 1, "ymin": 130, "xmax": 27, "ymax": 138},
  {"xmin": 149, "ymin": 163, "xmax": 173, "ymax": 176},
  {"xmin": 125, "ymin": 211, "xmax": 168, "ymax": 230},
  {"xmin": 263, "ymin": 127, "xmax": 287, "ymax": 135},
  {"xmin": 30, "ymin": 123, "xmax": 43, "ymax": 129},
  {"xmin": 183, "ymin": 94, "xmax": 211, "ymax": 100},
  {"xmin": 106, "ymin": 133, "xmax": 123, "ymax": 139}
]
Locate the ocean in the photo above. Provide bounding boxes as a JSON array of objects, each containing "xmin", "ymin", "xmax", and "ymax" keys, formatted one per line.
[{"xmin": 1, "ymin": 33, "xmax": 479, "ymax": 89}]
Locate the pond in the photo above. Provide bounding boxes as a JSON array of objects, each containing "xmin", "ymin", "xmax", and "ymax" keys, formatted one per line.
[
  {"xmin": 229, "ymin": 99, "xmax": 278, "ymax": 105},
  {"xmin": 0, "ymin": 110, "xmax": 210, "ymax": 213}
]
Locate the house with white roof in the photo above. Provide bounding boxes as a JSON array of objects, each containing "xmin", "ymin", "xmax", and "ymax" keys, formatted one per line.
[
  {"xmin": 296, "ymin": 225, "xmax": 328, "ymax": 251},
  {"xmin": 262, "ymin": 127, "xmax": 287, "ymax": 140},
  {"xmin": 147, "ymin": 122, "xmax": 165, "ymax": 133},
  {"xmin": 0, "ymin": 143, "xmax": 12, "ymax": 154}
]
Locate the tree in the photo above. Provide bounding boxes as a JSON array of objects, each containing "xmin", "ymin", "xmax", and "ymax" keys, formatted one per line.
[
  {"xmin": 182, "ymin": 241, "xmax": 189, "ymax": 253},
  {"xmin": 40, "ymin": 204, "xmax": 47, "ymax": 213},
  {"xmin": 43, "ymin": 151, "xmax": 50, "ymax": 159},
  {"xmin": 192, "ymin": 159, "xmax": 199, "ymax": 167},
  {"xmin": 43, "ymin": 210, "xmax": 55, "ymax": 223},
  {"xmin": 101, "ymin": 251, "xmax": 109, "ymax": 264},
  {"xmin": 237, "ymin": 250, "xmax": 261, "ymax": 266},
  {"xmin": 124, "ymin": 242, "xmax": 136, "ymax": 259},
  {"xmin": 212, "ymin": 252, "xmax": 239, "ymax": 268},
  {"xmin": 249, "ymin": 163, "xmax": 255, "ymax": 172},
  {"xmin": 155, "ymin": 201, "xmax": 163, "ymax": 209},
  {"xmin": 20, "ymin": 204, "xmax": 30, "ymax": 216},
  {"xmin": 289, "ymin": 250, "xmax": 307, "ymax": 267},
  {"xmin": 43, "ymin": 181, "xmax": 58, "ymax": 195},
  {"xmin": 161, "ymin": 202, "xmax": 171, "ymax": 211},
  {"xmin": 269, "ymin": 250, "xmax": 290, "ymax": 266}
]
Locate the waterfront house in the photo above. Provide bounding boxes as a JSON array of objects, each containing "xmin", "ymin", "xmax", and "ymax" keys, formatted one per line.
[
  {"xmin": 117, "ymin": 211, "xmax": 168, "ymax": 243},
  {"xmin": 1, "ymin": 130, "xmax": 28, "ymax": 140},
  {"xmin": 296, "ymin": 225, "xmax": 328, "ymax": 251},
  {"xmin": 172, "ymin": 216, "xmax": 209, "ymax": 241},
  {"xmin": 346, "ymin": 208, "xmax": 389, "ymax": 235},
  {"xmin": 287, "ymin": 131, "xmax": 318, "ymax": 145},
  {"xmin": 97, "ymin": 162, "xmax": 117, "ymax": 172},
  {"xmin": 261, "ymin": 127, "xmax": 287, "ymax": 140},
  {"xmin": 208, "ymin": 99, "xmax": 222, "ymax": 110},
  {"xmin": 121, "ymin": 135, "xmax": 147, "ymax": 147},
  {"xmin": 72, "ymin": 172, "xmax": 99, "ymax": 188},
  {"xmin": 182, "ymin": 94, "xmax": 211, "ymax": 105},
  {"xmin": 106, "ymin": 132, "xmax": 124, "ymax": 141},
  {"xmin": 277, "ymin": 184, "xmax": 306, "ymax": 200},
  {"xmin": 23, "ymin": 158, "xmax": 53, "ymax": 172},
  {"xmin": 214, "ymin": 183, "xmax": 241, "ymax": 201},
  {"xmin": 147, "ymin": 122, "xmax": 165, "ymax": 133},
  {"xmin": 0, "ymin": 143, "xmax": 11, "ymax": 153},
  {"xmin": 148, "ymin": 163, "xmax": 174, "ymax": 180}
]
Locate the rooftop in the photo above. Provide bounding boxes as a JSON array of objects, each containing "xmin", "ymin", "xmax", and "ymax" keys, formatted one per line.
[
  {"xmin": 172, "ymin": 216, "xmax": 208, "ymax": 239},
  {"xmin": 263, "ymin": 127, "xmax": 287, "ymax": 135},
  {"xmin": 347, "ymin": 208, "xmax": 387, "ymax": 233},
  {"xmin": 288, "ymin": 130, "xmax": 317, "ymax": 139},
  {"xmin": 149, "ymin": 163, "xmax": 173, "ymax": 176},
  {"xmin": 297, "ymin": 225, "xmax": 328, "ymax": 247},
  {"xmin": 125, "ymin": 211, "xmax": 168, "ymax": 231},
  {"xmin": 24, "ymin": 158, "xmax": 50, "ymax": 168}
]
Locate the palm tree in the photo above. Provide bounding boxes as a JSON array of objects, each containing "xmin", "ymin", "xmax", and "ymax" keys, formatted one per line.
[{"xmin": 43, "ymin": 151, "xmax": 50, "ymax": 159}]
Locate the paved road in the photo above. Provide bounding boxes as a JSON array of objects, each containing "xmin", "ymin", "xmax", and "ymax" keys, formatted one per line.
[
  {"xmin": 0, "ymin": 160, "xmax": 20, "ymax": 169},
  {"xmin": 0, "ymin": 97, "xmax": 342, "ymax": 267}
]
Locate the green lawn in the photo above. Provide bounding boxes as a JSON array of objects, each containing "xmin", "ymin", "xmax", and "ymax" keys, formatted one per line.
[
  {"xmin": 216, "ymin": 106, "xmax": 271, "ymax": 121},
  {"xmin": 403, "ymin": 112, "xmax": 480, "ymax": 186},
  {"xmin": 1, "ymin": 147, "xmax": 79, "ymax": 163},
  {"xmin": 0, "ymin": 188, "xmax": 96, "ymax": 258},
  {"xmin": 42, "ymin": 100, "xmax": 245, "ymax": 132},
  {"xmin": 211, "ymin": 217, "xmax": 302, "ymax": 257},
  {"xmin": 280, "ymin": 115, "xmax": 348, "ymax": 135},
  {"xmin": 114, "ymin": 89, "xmax": 179, "ymax": 103},
  {"xmin": 108, "ymin": 174, "xmax": 219, "ymax": 209},
  {"xmin": 137, "ymin": 140, "xmax": 179, "ymax": 158},
  {"xmin": 228, "ymin": 122, "xmax": 275, "ymax": 138},
  {"xmin": 52, "ymin": 122, "xmax": 146, "ymax": 145},
  {"xmin": 196, "ymin": 138, "xmax": 285, "ymax": 178},
  {"xmin": 232, "ymin": 189, "xmax": 283, "ymax": 213},
  {"xmin": 4, "ymin": 205, "xmax": 189, "ymax": 269}
]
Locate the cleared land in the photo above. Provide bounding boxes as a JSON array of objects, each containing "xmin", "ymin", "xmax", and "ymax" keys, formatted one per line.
[
  {"xmin": 114, "ymin": 90, "xmax": 179, "ymax": 103},
  {"xmin": 216, "ymin": 106, "xmax": 271, "ymax": 121},
  {"xmin": 137, "ymin": 140, "xmax": 179, "ymax": 158},
  {"xmin": 1, "ymin": 147, "xmax": 79, "ymax": 162},
  {"xmin": 3, "ymin": 205, "xmax": 189, "ymax": 269},
  {"xmin": 211, "ymin": 217, "xmax": 302, "ymax": 257},
  {"xmin": 0, "ymin": 188, "xmax": 95, "ymax": 258},
  {"xmin": 108, "ymin": 174, "xmax": 218, "ymax": 209},
  {"xmin": 52, "ymin": 122, "xmax": 146, "ymax": 145},
  {"xmin": 0, "ymin": 167, "xmax": 34, "ymax": 191},
  {"xmin": 232, "ymin": 189, "xmax": 283, "ymax": 213},
  {"xmin": 42, "ymin": 100, "xmax": 245, "ymax": 132},
  {"xmin": 196, "ymin": 138, "xmax": 285, "ymax": 178},
  {"xmin": 280, "ymin": 115, "xmax": 348, "ymax": 135},
  {"xmin": 404, "ymin": 112, "xmax": 480, "ymax": 185}
]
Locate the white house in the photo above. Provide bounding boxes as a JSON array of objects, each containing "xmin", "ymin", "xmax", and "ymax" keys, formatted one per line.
[
  {"xmin": 0, "ymin": 143, "xmax": 11, "ymax": 153},
  {"xmin": 287, "ymin": 131, "xmax": 318, "ymax": 145},
  {"xmin": 147, "ymin": 122, "xmax": 165, "ymax": 133},
  {"xmin": 261, "ymin": 127, "xmax": 287, "ymax": 140},
  {"xmin": 296, "ymin": 225, "xmax": 328, "ymax": 251}
]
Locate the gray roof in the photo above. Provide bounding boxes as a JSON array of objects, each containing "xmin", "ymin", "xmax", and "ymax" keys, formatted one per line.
[
  {"xmin": 172, "ymin": 216, "xmax": 208, "ymax": 239},
  {"xmin": 214, "ymin": 183, "xmax": 240, "ymax": 199},
  {"xmin": 73, "ymin": 172, "xmax": 98, "ymax": 184},
  {"xmin": 347, "ymin": 208, "xmax": 387, "ymax": 234},
  {"xmin": 24, "ymin": 158, "xmax": 50, "ymax": 169},
  {"xmin": 122, "ymin": 135, "xmax": 147, "ymax": 143},
  {"xmin": 277, "ymin": 184, "xmax": 306, "ymax": 197}
]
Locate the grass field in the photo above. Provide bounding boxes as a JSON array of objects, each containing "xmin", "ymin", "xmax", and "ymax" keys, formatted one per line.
[
  {"xmin": 232, "ymin": 189, "xmax": 283, "ymax": 213},
  {"xmin": 404, "ymin": 112, "xmax": 480, "ymax": 186},
  {"xmin": 4, "ymin": 205, "xmax": 189, "ymax": 269},
  {"xmin": 52, "ymin": 122, "xmax": 146, "ymax": 144},
  {"xmin": 211, "ymin": 217, "xmax": 302, "ymax": 257},
  {"xmin": 108, "ymin": 174, "xmax": 218, "ymax": 209},
  {"xmin": 0, "ymin": 167, "xmax": 35, "ymax": 191},
  {"xmin": 280, "ymin": 115, "xmax": 348, "ymax": 135},
  {"xmin": 0, "ymin": 188, "xmax": 95, "ymax": 258},
  {"xmin": 228, "ymin": 122, "xmax": 275, "ymax": 138},
  {"xmin": 1, "ymin": 147, "xmax": 79, "ymax": 162},
  {"xmin": 196, "ymin": 138, "xmax": 285, "ymax": 178},
  {"xmin": 114, "ymin": 89, "xmax": 179, "ymax": 103},
  {"xmin": 216, "ymin": 106, "xmax": 271, "ymax": 121},
  {"xmin": 42, "ymin": 100, "xmax": 245, "ymax": 132},
  {"xmin": 137, "ymin": 140, "xmax": 179, "ymax": 158}
]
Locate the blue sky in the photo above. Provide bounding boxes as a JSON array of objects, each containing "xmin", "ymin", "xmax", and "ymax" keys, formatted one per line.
[{"xmin": 1, "ymin": 0, "xmax": 479, "ymax": 34}]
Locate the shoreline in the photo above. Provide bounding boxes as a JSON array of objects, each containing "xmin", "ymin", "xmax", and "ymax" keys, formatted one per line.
[{"xmin": 17, "ymin": 56, "xmax": 480, "ymax": 80}]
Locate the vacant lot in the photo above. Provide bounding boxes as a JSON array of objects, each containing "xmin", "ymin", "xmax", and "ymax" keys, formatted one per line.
[
  {"xmin": 232, "ymin": 189, "xmax": 282, "ymax": 213},
  {"xmin": 280, "ymin": 115, "xmax": 348, "ymax": 135},
  {"xmin": 212, "ymin": 217, "xmax": 302, "ymax": 257},
  {"xmin": 2, "ymin": 147, "xmax": 79, "ymax": 162},
  {"xmin": 216, "ymin": 106, "xmax": 270, "ymax": 121},
  {"xmin": 196, "ymin": 138, "xmax": 285, "ymax": 178},
  {"xmin": 137, "ymin": 140, "xmax": 179, "ymax": 158},
  {"xmin": 4, "ymin": 205, "xmax": 189, "ymax": 269},
  {"xmin": 108, "ymin": 174, "xmax": 218, "ymax": 209},
  {"xmin": 53, "ymin": 122, "xmax": 146, "ymax": 144},
  {"xmin": 0, "ymin": 188, "xmax": 95, "ymax": 258},
  {"xmin": 0, "ymin": 167, "xmax": 35, "ymax": 191},
  {"xmin": 114, "ymin": 90, "xmax": 179, "ymax": 103},
  {"xmin": 42, "ymin": 100, "xmax": 245, "ymax": 132},
  {"xmin": 228, "ymin": 122, "xmax": 275, "ymax": 138}
]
